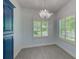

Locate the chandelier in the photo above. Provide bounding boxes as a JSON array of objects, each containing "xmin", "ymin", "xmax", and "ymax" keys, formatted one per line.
[
  {"xmin": 39, "ymin": 9, "xmax": 53, "ymax": 19},
  {"xmin": 39, "ymin": 0, "xmax": 53, "ymax": 19}
]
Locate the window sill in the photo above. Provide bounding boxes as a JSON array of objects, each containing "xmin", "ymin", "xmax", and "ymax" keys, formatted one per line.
[
  {"xmin": 33, "ymin": 36, "xmax": 48, "ymax": 39},
  {"xmin": 59, "ymin": 37, "xmax": 76, "ymax": 46}
]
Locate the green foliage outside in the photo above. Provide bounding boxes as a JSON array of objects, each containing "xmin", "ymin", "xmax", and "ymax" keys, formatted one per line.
[
  {"xmin": 61, "ymin": 19, "xmax": 65, "ymax": 32},
  {"xmin": 59, "ymin": 16, "xmax": 75, "ymax": 42},
  {"xmin": 33, "ymin": 20, "xmax": 48, "ymax": 37},
  {"xmin": 60, "ymin": 16, "xmax": 75, "ymax": 32},
  {"xmin": 66, "ymin": 16, "xmax": 75, "ymax": 32}
]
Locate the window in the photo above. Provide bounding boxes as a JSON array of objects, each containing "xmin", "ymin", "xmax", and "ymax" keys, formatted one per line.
[
  {"xmin": 59, "ymin": 16, "xmax": 76, "ymax": 44},
  {"xmin": 33, "ymin": 20, "xmax": 48, "ymax": 37},
  {"xmin": 59, "ymin": 18, "xmax": 65, "ymax": 39},
  {"xmin": 65, "ymin": 16, "xmax": 75, "ymax": 42}
]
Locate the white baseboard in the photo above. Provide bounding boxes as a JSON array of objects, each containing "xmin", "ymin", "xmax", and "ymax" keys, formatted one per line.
[
  {"xmin": 22, "ymin": 43, "xmax": 55, "ymax": 49},
  {"xmin": 14, "ymin": 48, "xmax": 22, "ymax": 59},
  {"xmin": 56, "ymin": 44, "xmax": 75, "ymax": 58}
]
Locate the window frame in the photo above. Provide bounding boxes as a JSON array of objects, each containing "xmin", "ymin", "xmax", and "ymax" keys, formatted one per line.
[
  {"xmin": 59, "ymin": 16, "xmax": 76, "ymax": 45},
  {"xmin": 33, "ymin": 20, "xmax": 48, "ymax": 38}
]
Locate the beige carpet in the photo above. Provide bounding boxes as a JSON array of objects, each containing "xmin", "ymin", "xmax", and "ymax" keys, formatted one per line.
[{"xmin": 15, "ymin": 45, "xmax": 75, "ymax": 59}]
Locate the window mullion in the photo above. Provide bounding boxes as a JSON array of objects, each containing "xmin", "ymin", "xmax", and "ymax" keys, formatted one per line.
[
  {"xmin": 41, "ymin": 20, "xmax": 42, "ymax": 38},
  {"xmin": 60, "ymin": 20, "xmax": 62, "ymax": 38},
  {"xmin": 65, "ymin": 18, "xmax": 66, "ymax": 40},
  {"xmin": 74, "ymin": 17, "xmax": 76, "ymax": 43}
]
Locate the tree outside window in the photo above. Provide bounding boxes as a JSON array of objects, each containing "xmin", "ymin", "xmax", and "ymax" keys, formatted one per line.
[
  {"xmin": 59, "ymin": 16, "xmax": 75, "ymax": 44},
  {"xmin": 33, "ymin": 20, "xmax": 48, "ymax": 37}
]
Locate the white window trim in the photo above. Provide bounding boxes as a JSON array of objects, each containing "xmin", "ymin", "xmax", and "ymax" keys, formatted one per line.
[{"xmin": 33, "ymin": 20, "xmax": 48, "ymax": 38}]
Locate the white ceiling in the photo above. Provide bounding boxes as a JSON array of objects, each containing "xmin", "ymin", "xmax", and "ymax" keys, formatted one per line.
[{"xmin": 17, "ymin": 0, "xmax": 71, "ymax": 12}]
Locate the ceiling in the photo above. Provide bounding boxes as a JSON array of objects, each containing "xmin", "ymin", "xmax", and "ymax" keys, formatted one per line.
[{"xmin": 17, "ymin": 0, "xmax": 71, "ymax": 12}]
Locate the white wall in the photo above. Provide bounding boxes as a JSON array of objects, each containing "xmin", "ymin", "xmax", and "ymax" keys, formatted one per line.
[
  {"xmin": 10, "ymin": 0, "xmax": 23, "ymax": 58},
  {"xmin": 21, "ymin": 9, "xmax": 56, "ymax": 48},
  {"xmin": 55, "ymin": 0, "xmax": 76, "ymax": 57}
]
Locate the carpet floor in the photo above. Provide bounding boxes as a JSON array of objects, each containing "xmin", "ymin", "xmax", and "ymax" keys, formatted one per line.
[{"xmin": 15, "ymin": 45, "xmax": 75, "ymax": 59}]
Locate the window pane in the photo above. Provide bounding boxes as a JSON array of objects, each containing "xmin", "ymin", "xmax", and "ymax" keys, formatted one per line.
[
  {"xmin": 59, "ymin": 19, "xmax": 65, "ymax": 39},
  {"xmin": 42, "ymin": 20, "xmax": 48, "ymax": 36},
  {"xmin": 65, "ymin": 16, "xmax": 75, "ymax": 42},
  {"xmin": 33, "ymin": 20, "xmax": 41, "ymax": 37}
]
